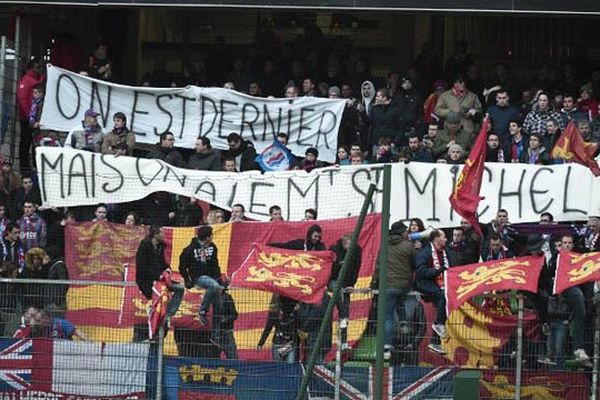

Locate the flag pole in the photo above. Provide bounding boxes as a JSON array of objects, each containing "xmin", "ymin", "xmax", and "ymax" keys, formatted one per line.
[
  {"xmin": 156, "ymin": 325, "xmax": 165, "ymax": 400},
  {"xmin": 295, "ymin": 182, "xmax": 377, "ymax": 400},
  {"xmin": 374, "ymin": 164, "xmax": 391, "ymax": 400},
  {"xmin": 515, "ymin": 294, "xmax": 524, "ymax": 400},
  {"xmin": 591, "ymin": 301, "xmax": 600, "ymax": 400}
]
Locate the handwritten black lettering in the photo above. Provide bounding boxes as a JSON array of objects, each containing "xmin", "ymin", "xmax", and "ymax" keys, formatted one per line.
[
  {"xmin": 195, "ymin": 181, "xmax": 216, "ymax": 201},
  {"xmin": 68, "ymin": 154, "xmax": 89, "ymax": 197},
  {"xmin": 562, "ymin": 166, "xmax": 586, "ymax": 215},
  {"xmin": 249, "ymin": 181, "xmax": 275, "ymax": 216},
  {"xmin": 200, "ymin": 96, "xmax": 218, "ymax": 136},
  {"xmin": 100, "ymin": 155, "xmax": 124, "ymax": 193},
  {"xmin": 56, "ymin": 74, "xmax": 80, "ymax": 120},
  {"xmin": 404, "ymin": 168, "xmax": 438, "ymax": 222},
  {"xmin": 497, "ymin": 168, "xmax": 526, "ymax": 218},
  {"xmin": 218, "ymin": 99, "xmax": 238, "ymax": 139},
  {"xmin": 40, "ymin": 153, "xmax": 64, "ymax": 201},
  {"xmin": 131, "ymin": 91, "xmax": 155, "ymax": 135},
  {"xmin": 90, "ymin": 81, "xmax": 112, "ymax": 126},
  {"xmin": 155, "ymin": 94, "xmax": 174, "ymax": 136},
  {"xmin": 240, "ymin": 103, "xmax": 260, "ymax": 141},
  {"xmin": 530, "ymin": 167, "xmax": 554, "ymax": 214}
]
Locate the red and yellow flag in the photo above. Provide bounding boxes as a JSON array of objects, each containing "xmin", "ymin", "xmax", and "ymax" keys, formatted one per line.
[
  {"xmin": 552, "ymin": 121, "xmax": 600, "ymax": 176},
  {"xmin": 448, "ymin": 118, "xmax": 490, "ymax": 237},
  {"xmin": 120, "ymin": 266, "xmax": 204, "ymax": 330},
  {"xmin": 231, "ymin": 244, "xmax": 336, "ymax": 304},
  {"xmin": 444, "ymin": 255, "xmax": 544, "ymax": 313},
  {"xmin": 148, "ymin": 272, "xmax": 171, "ymax": 339},
  {"xmin": 554, "ymin": 250, "xmax": 600, "ymax": 294},
  {"xmin": 65, "ymin": 221, "xmax": 148, "ymax": 280},
  {"xmin": 64, "ymin": 215, "xmax": 381, "ymax": 360}
]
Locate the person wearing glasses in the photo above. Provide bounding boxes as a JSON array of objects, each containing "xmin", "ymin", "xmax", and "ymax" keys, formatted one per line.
[{"xmin": 146, "ymin": 131, "xmax": 185, "ymax": 168}]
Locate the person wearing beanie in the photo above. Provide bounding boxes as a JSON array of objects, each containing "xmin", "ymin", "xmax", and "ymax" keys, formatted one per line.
[
  {"xmin": 371, "ymin": 220, "xmax": 417, "ymax": 358},
  {"xmin": 328, "ymin": 86, "xmax": 341, "ymax": 98}
]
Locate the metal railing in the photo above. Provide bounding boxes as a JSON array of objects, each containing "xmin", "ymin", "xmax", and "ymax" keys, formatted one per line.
[{"xmin": 0, "ymin": 277, "xmax": 598, "ymax": 399}]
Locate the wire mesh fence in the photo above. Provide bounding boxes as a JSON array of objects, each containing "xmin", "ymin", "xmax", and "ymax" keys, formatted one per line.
[{"xmin": 1, "ymin": 270, "xmax": 598, "ymax": 399}]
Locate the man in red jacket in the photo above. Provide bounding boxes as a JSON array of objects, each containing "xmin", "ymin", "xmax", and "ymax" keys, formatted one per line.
[{"xmin": 16, "ymin": 58, "xmax": 43, "ymax": 174}]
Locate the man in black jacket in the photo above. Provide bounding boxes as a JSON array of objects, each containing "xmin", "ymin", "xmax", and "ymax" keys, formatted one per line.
[
  {"xmin": 135, "ymin": 226, "xmax": 184, "ymax": 325},
  {"xmin": 223, "ymin": 133, "xmax": 260, "ymax": 172},
  {"xmin": 328, "ymin": 232, "xmax": 362, "ymax": 350},
  {"xmin": 146, "ymin": 131, "xmax": 185, "ymax": 168},
  {"xmin": 188, "ymin": 137, "xmax": 222, "ymax": 171},
  {"xmin": 271, "ymin": 224, "xmax": 325, "ymax": 251},
  {"xmin": 179, "ymin": 225, "xmax": 222, "ymax": 326}
]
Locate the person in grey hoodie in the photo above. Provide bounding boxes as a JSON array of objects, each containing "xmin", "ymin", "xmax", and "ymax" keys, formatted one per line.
[{"xmin": 188, "ymin": 137, "xmax": 222, "ymax": 171}]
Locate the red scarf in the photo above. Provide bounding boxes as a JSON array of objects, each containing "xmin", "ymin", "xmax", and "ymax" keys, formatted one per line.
[
  {"xmin": 431, "ymin": 243, "xmax": 449, "ymax": 289},
  {"xmin": 452, "ymin": 86, "xmax": 466, "ymax": 99}
]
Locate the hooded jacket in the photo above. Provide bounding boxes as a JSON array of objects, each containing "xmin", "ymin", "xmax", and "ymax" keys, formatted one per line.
[
  {"xmin": 179, "ymin": 237, "xmax": 221, "ymax": 286},
  {"xmin": 382, "ymin": 234, "xmax": 416, "ymax": 290},
  {"xmin": 360, "ymin": 81, "xmax": 375, "ymax": 117},
  {"xmin": 17, "ymin": 69, "xmax": 43, "ymax": 121}
]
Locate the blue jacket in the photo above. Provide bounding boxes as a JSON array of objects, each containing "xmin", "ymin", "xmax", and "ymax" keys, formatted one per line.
[
  {"xmin": 415, "ymin": 245, "xmax": 446, "ymax": 294},
  {"xmin": 487, "ymin": 104, "xmax": 519, "ymax": 140}
]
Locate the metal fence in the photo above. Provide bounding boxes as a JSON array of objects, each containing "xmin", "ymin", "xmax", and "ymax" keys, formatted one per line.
[{"xmin": 1, "ymin": 277, "xmax": 598, "ymax": 399}]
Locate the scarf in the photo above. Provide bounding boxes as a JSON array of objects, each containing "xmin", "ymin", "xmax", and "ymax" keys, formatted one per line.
[
  {"xmin": 2, "ymin": 240, "xmax": 25, "ymax": 272},
  {"xmin": 586, "ymin": 232, "xmax": 599, "ymax": 251},
  {"xmin": 452, "ymin": 86, "xmax": 466, "ymax": 99},
  {"xmin": 485, "ymin": 245, "xmax": 507, "ymax": 261},
  {"xmin": 302, "ymin": 159, "xmax": 317, "ymax": 173},
  {"xmin": 84, "ymin": 125, "xmax": 100, "ymax": 147},
  {"xmin": 511, "ymin": 137, "xmax": 524, "ymax": 160},
  {"xmin": 431, "ymin": 243, "xmax": 449, "ymax": 288},
  {"xmin": 112, "ymin": 126, "xmax": 129, "ymax": 138},
  {"xmin": 28, "ymin": 97, "xmax": 43, "ymax": 126},
  {"xmin": 528, "ymin": 148, "xmax": 540, "ymax": 164}
]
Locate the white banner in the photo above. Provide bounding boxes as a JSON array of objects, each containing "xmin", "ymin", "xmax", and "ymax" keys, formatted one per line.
[
  {"xmin": 40, "ymin": 65, "xmax": 345, "ymax": 163},
  {"xmin": 36, "ymin": 148, "xmax": 600, "ymax": 226}
]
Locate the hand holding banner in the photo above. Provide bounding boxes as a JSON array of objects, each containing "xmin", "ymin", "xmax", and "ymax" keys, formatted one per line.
[
  {"xmin": 444, "ymin": 255, "xmax": 545, "ymax": 313},
  {"xmin": 231, "ymin": 244, "xmax": 335, "ymax": 304}
]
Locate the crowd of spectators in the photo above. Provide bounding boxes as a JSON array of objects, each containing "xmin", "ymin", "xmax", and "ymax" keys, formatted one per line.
[
  {"xmin": 18, "ymin": 34, "xmax": 600, "ymax": 175},
  {"xmin": 4, "ymin": 32, "xmax": 600, "ymax": 369}
]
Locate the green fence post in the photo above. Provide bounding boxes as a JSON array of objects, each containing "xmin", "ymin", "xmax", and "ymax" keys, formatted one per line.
[
  {"xmin": 453, "ymin": 370, "xmax": 481, "ymax": 400},
  {"xmin": 374, "ymin": 164, "xmax": 391, "ymax": 400},
  {"xmin": 295, "ymin": 183, "xmax": 377, "ymax": 400}
]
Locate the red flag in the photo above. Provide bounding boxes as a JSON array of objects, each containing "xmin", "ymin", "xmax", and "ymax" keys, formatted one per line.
[
  {"xmin": 444, "ymin": 255, "xmax": 544, "ymax": 313},
  {"xmin": 231, "ymin": 244, "xmax": 335, "ymax": 304},
  {"xmin": 148, "ymin": 271, "xmax": 172, "ymax": 339},
  {"xmin": 448, "ymin": 118, "xmax": 490, "ymax": 237},
  {"xmin": 64, "ymin": 221, "xmax": 147, "ymax": 281},
  {"xmin": 552, "ymin": 121, "xmax": 600, "ymax": 176},
  {"xmin": 553, "ymin": 250, "xmax": 600, "ymax": 294},
  {"xmin": 121, "ymin": 266, "xmax": 206, "ymax": 331}
]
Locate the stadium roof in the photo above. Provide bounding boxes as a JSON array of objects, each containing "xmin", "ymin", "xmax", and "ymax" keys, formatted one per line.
[{"xmin": 1, "ymin": 0, "xmax": 600, "ymax": 15}]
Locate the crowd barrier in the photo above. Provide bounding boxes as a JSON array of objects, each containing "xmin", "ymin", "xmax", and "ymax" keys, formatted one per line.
[{"xmin": 0, "ymin": 278, "xmax": 598, "ymax": 399}]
